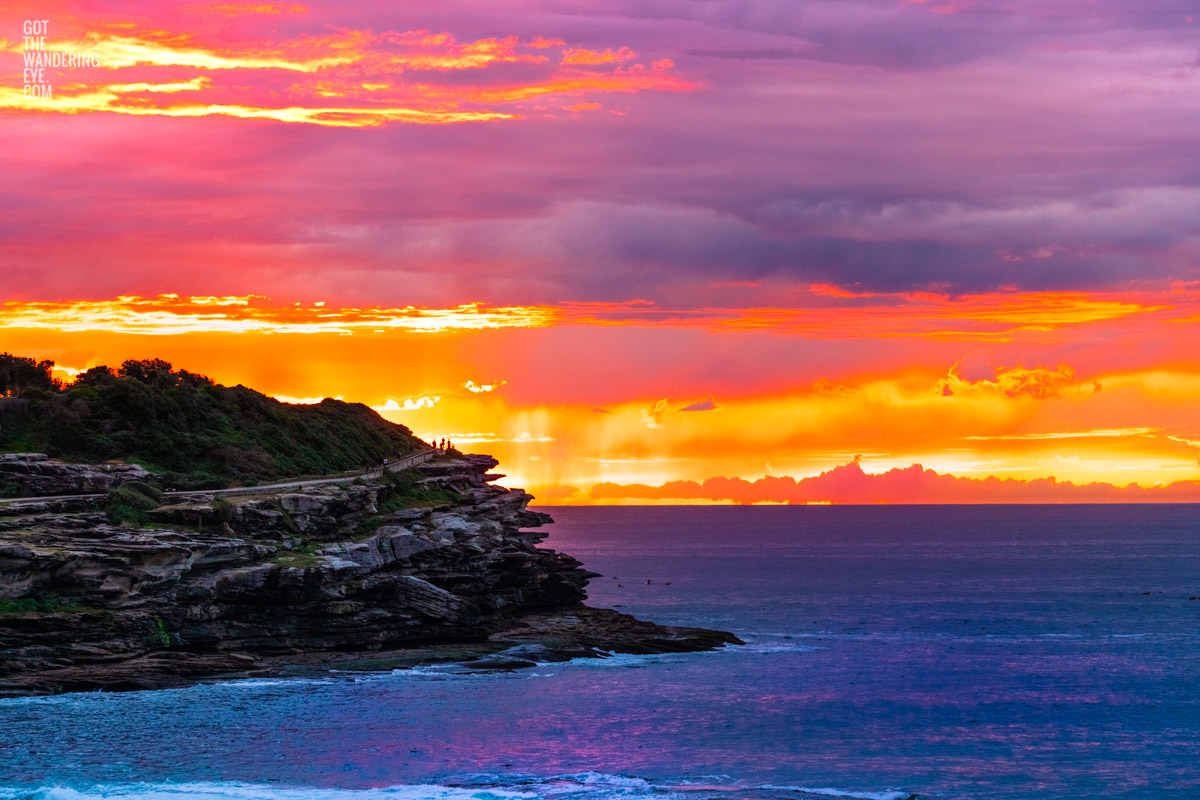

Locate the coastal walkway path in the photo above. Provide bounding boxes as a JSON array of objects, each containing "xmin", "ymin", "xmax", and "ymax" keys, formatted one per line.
[{"xmin": 0, "ymin": 449, "xmax": 436, "ymax": 507}]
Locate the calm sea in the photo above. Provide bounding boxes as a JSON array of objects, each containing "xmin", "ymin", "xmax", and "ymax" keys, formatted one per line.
[{"xmin": 1, "ymin": 505, "xmax": 1198, "ymax": 800}]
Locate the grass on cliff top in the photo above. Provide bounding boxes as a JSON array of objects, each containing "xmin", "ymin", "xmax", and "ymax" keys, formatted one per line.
[
  {"xmin": 104, "ymin": 481, "xmax": 165, "ymax": 526},
  {"xmin": 0, "ymin": 353, "xmax": 425, "ymax": 490},
  {"xmin": 273, "ymin": 551, "xmax": 321, "ymax": 569},
  {"xmin": 380, "ymin": 469, "xmax": 460, "ymax": 510},
  {"xmin": 349, "ymin": 471, "xmax": 461, "ymax": 539},
  {"xmin": 0, "ymin": 595, "xmax": 95, "ymax": 615}
]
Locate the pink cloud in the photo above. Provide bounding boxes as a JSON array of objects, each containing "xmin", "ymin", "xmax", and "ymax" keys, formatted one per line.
[
  {"xmin": 1, "ymin": 0, "xmax": 1198, "ymax": 312},
  {"xmin": 900, "ymin": 0, "xmax": 977, "ymax": 16},
  {"xmin": 590, "ymin": 459, "xmax": 1200, "ymax": 504}
]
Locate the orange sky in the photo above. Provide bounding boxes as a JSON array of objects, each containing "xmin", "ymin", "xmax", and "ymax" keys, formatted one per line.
[
  {"xmin": 4, "ymin": 1, "xmax": 1200, "ymax": 502},
  {"xmin": 3, "ymin": 291, "xmax": 1199, "ymax": 503}
]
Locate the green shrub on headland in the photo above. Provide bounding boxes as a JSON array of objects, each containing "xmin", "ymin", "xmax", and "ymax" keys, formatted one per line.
[
  {"xmin": 104, "ymin": 483, "xmax": 162, "ymax": 526},
  {"xmin": 380, "ymin": 468, "xmax": 460, "ymax": 509},
  {"xmin": 0, "ymin": 353, "xmax": 424, "ymax": 489},
  {"xmin": 118, "ymin": 481, "xmax": 164, "ymax": 504}
]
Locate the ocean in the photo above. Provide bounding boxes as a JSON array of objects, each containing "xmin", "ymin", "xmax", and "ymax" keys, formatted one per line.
[{"xmin": 1, "ymin": 505, "xmax": 1198, "ymax": 800}]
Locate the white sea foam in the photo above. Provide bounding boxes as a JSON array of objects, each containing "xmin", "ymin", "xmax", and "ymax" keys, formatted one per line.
[
  {"xmin": 208, "ymin": 678, "xmax": 335, "ymax": 690},
  {"xmin": 738, "ymin": 637, "xmax": 820, "ymax": 654},
  {"xmin": 440, "ymin": 771, "xmax": 659, "ymax": 795},
  {"xmin": 0, "ymin": 777, "xmax": 917, "ymax": 800},
  {"xmin": 0, "ymin": 783, "xmax": 537, "ymax": 800},
  {"xmin": 551, "ymin": 652, "xmax": 668, "ymax": 669},
  {"xmin": 757, "ymin": 787, "xmax": 914, "ymax": 800},
  {"xmin": 555, "ymin": 773, "xmax": 653, "ymax": 790}
]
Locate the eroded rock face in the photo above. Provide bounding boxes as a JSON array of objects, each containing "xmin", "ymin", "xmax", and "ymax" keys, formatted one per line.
[
  {"xmin": 0, "ymin": 455, "xmax": 605, "ymax": 694},
  {"xmin": 0, "ymin": 454, "xmax": 151, "ymax": 497}
]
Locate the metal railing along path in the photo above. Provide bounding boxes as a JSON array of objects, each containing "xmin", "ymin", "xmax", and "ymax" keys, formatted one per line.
[{"xmin": 358, "ymin": 449, "xmax": 436, "ymax": 482}]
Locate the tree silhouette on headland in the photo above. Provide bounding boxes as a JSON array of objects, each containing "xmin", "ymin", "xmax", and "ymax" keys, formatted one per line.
[{"xmin": 0, "ymin": 352, "xmax": 424, "ymax": 489}]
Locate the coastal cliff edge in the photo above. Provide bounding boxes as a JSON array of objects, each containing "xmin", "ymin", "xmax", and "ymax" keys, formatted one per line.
[{"xmin": 0, "ymin": 453, "xmax": 740, "ymax": 696}]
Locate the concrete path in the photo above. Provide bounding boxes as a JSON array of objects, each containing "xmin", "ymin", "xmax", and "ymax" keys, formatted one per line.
[{"xmin": 0, "ymin": 449, "xmax": 436, "ymax": 507}]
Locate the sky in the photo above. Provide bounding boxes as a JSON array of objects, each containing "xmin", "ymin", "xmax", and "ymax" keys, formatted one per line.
[{"xmin": 3, "ymin": 0, "xmax": 1200, "ymax": 503}]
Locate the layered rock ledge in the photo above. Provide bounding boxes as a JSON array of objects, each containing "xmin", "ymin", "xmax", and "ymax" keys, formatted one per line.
[
  {"xmin": 0, "ymin": 453, "xmax": 151, "ymax": 498},
  {"xmin": 0, "ymin": 454, "xmax": 739, "ymax": 696}
]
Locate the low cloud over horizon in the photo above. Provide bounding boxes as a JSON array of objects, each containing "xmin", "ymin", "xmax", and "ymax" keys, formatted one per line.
[{"xmin": 579, "ymin": 458, "xmax": 1200, "ymax": 506}]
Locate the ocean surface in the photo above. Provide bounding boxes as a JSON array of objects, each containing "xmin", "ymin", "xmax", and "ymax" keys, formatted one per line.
[{"xmin": 1, "ymin": 505, "xmax": 1198, "ymax": 800}]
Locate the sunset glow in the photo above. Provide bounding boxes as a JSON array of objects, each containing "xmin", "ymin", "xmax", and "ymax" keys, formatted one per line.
[
  {"xmin": 2, "ymin": 7, "xmax": 693, "ymax": 126},
  {"xmin": 4, "ymin": 0, "xmax": 1200, "ymax": 503}
]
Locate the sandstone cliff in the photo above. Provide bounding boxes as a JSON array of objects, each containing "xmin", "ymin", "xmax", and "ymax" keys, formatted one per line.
[
  {"xmin": 0, "ymin": 454, "xmax": 738, "ymax": 695},
  {"xmin": 0, "ymin": 453, "xmax": 152, "ymax": 497}
]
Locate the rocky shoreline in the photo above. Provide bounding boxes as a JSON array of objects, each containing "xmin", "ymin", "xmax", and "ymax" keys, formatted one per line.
[{"xmin": 0, "ymin": 454, "xmax": 740, "ymax": 696}]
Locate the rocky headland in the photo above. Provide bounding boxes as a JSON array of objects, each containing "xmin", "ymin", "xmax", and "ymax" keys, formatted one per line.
[{"xmin": 0, "ymin": 453, "xmax": 739, "ymax": 696}]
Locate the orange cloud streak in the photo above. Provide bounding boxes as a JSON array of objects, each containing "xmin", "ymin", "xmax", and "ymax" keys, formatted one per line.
[
  {"xmin": 0, "ymin": 85, "xmax": 516, "ymax": 126},
  {"xmin": 1, "ymin": 22, "xmax": 691, "ymax": 126},
  {"xmin": 0, "ymin": 290, "xmax": 1177, "ymax": 339},
  {"xmin": 464, "ymin": 72, "xmax": 698, "ymax": 104},
  {"xmin": 48, "ymin": 31, "xmax": 347, "ymax": 71},
  {"xmin": 560, "ymin": 290, "xmax": 1167, "ymax": 340},
  {"xmin": 562, "ymin": 47, "xmax": 637, "ymax": 65},
  {"xmin": 0, "ymin": 296, "xmax": 560, "ymax": 334}
]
